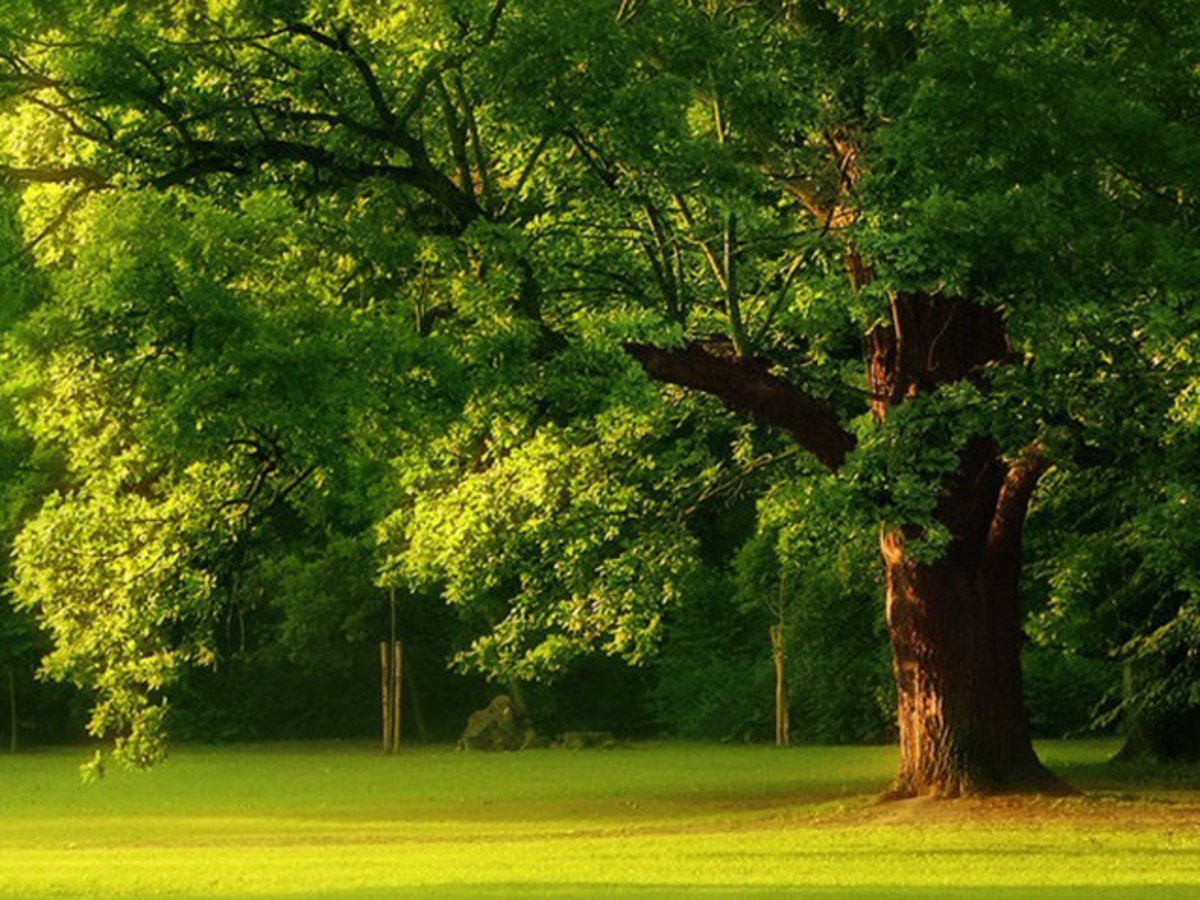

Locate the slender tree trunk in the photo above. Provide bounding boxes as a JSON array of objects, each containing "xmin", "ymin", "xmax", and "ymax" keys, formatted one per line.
[
  {"xmin": 404, "ymin": 652, "xmax": 429, "ymax": 743},
  {"xmin": 507, "ymin": 680, "xmax": 532, "ymax": 722},
  {"xmin": 770, "ymin": 623, "xmax": 789, "ymax": 747},
  {"xmin": 391, "ymin": 641, "xmax": 403, "ymax": 753},
  {"xmin": 380, "ymin": 642, "xmax": 391, "ymax": 753},
  {"xmin": 7, "ymin": 663, "xmax": 16, "ymax": 754}
]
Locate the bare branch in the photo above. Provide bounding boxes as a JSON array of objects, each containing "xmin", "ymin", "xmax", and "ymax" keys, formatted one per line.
[{"xmin": 0, "ymin": 164, "xmax": 109, "ymax": 188}]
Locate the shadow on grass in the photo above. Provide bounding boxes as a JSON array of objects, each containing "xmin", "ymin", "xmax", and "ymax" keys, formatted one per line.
[{"xmin": 1061, "ymin": 761, "xmax": 1200, "ymax": 794}]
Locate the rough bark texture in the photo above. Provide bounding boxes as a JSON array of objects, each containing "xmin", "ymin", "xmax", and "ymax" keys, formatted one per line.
[
  {"xmin": 869, "ymin": 295, "xmax": 1065, "ymax": 797},
  {"xmin": 880, "ymin": 519, "xmax": 1062, "ymax": 796},
  {"xmin": 628, "ymin": 292, "xmax": 1066, "ymax": 796}
]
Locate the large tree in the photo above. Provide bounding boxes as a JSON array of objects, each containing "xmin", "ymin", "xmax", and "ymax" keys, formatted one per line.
[{"xmin": 2, "ymin": 1, "xmax": 1197, "ymax": 795}]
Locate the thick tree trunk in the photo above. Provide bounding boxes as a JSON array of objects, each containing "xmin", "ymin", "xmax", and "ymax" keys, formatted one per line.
[
  {"xmin": 882, "ymin": 529, "xmax": 1061, "ymax": 796},
  {"xmin": 870, "ymin": 294, "xmax": 1066, "ymax": 797},
  {"xmin": 628, "ymin": 292, "xmax": 1068, "ymax": 796}
]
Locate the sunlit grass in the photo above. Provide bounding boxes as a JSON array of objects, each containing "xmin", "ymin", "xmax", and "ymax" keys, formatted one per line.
[{"xmin": 0, "ymin": 739, "xmax": 1197, "ymax": 898}]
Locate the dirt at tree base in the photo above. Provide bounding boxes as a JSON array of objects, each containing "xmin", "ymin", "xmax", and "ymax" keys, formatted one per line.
[{"xmin": 815, "ymin": 792, "xmax": 1200, "ymax": 832}]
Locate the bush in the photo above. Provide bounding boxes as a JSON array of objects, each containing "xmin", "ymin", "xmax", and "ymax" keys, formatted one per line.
[
  {"xmin": 1022, "ymin": 646, "xmax": 1120, "ymax": 738},
  {"xmin": 652, "ymin": 569, "xmax": 774, "ymax": 741}
]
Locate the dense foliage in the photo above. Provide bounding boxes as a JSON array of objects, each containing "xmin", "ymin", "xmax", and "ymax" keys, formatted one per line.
[{"xmin": 0, "ymin": 1, "xmax": 1195, "ymax": 768}]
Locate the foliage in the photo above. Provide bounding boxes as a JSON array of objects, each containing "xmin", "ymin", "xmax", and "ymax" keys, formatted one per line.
[
  {"xmin": 1022, "ymin": 646, "xmax": 1119, "ymax": 741},
  {"xmin": 735, "ymin": 472, "xmax": 892, "ymax": 743},
  {"xmin": 0, "ymin": 0, "xmax": 1198, "ymax": 766},
  {"xmin": 4, "ymin": 187, "xmax": 430, "ymax": 764},
  {"xmin": 1022, "ymin": 292, "xmax": 1200, "ymax": 747},
  {"xmin": 384, "ymin": 389, "xmax": 722, "ymax": 680},
  {"xmin": 651, "ymin": 567, "xmax": 774, "ymax": 742}
]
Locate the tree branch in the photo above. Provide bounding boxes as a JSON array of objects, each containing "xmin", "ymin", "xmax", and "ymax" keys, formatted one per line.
[
  {"xmin": 148, "ymin": 137, "xmax": 481, "ymax": 227},
  {"xmin": 0, "ymin": 164, "xmax": 109, "ymax": 188},
  {"xmin": 286, "ymin": 23, "xmax": 397, "ymax": 129},
  {"xmin": 0, "ymin": 183, "xmax": 108, "ymax": 269},
  {"xmin": 500, "ymin": 133, "xmax": 552, "ymax": 217},
  {"xmin": 983, "ymin": 442, "xmax": 1049, "ymax": 571},
  {"xmin": 624, "ymin": 341, "xmax": 855, "ymax": 471}
]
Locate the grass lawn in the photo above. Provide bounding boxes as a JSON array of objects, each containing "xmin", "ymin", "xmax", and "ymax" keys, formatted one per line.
[{"xmin": 0, "ymin": 739, "xmax": 1198, "ymax": 898}]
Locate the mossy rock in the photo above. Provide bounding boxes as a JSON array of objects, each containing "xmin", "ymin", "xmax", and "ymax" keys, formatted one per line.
[{"xmin": 458, "ymin": 695, "xmax": 525, "ymax": 752}]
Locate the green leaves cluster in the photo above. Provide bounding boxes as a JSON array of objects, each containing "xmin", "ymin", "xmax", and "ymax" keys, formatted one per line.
[
  {"xmin": 382, "ymin": 383, "xmax": 720, "ymax": 679},
  {"xmin": 3, "ymin": 185, "xmax": 433, "ymax": 762}
]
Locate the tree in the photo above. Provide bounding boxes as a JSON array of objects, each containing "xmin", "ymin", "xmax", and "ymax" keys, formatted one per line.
[
  {"xmin": 735, "ymin": 477, "xmax": 891, "ymax": 747},
  {"xmin": 1, "ymin": 1, "xmax": 1197, "ymax": 795},
  {"xmin": 0, "ymin": 579, "xmax": 38, "ymax": 753},
  {"xmin": 0, "ymin": 428, "xmax": 46, "ymax": 753},
  {"xmin": 1025, "ymin": 336, "xmax": 1200, "ymax": 759},
  {"xmin": 0, "ymin": 184, "xmax": 51, "ymax": 753}
]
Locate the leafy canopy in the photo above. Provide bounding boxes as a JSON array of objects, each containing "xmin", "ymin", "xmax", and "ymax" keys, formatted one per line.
[{"xmin": 0, "ymin": 0, "xmax": 1197, "ymax": 764}]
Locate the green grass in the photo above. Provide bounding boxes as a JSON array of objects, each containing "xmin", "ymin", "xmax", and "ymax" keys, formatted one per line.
[{"xmin": 1, "ymin": 739, "xmax": 1198, "ymax": 898}]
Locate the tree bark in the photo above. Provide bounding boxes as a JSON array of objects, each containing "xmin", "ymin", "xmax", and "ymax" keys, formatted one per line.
[
  {"xmin": 881, "ymin": 522, "xmax": 1062, "ymax": 796},
  {"xmin": 380, "ymin": 641, "xmax": 391, "ymax": 753},
  {"xmin": 870, "ymin": 294, "xmax": 1065, "ymax": 796},
  {"xmin": 623, "ymin": 340, "xmax": 854, "ymax": 469},
  {"xmin": 628, "ymin": 291, "xmax": 1069, "ymax": 796},
  {"xmin": 770, "ymin": 623, "xmax": 789, "ymax": 747}
]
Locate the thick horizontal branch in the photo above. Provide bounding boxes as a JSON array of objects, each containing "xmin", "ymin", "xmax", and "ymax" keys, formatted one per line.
[{"xmin": 625, "ymin": 341, "xmax": 855, "ymax": 471}]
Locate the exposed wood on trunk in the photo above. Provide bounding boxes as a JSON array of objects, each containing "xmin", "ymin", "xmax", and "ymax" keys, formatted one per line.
[{"xmin": 881, "ymin": 526, "xmax": 1066, "ymax": 796}]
